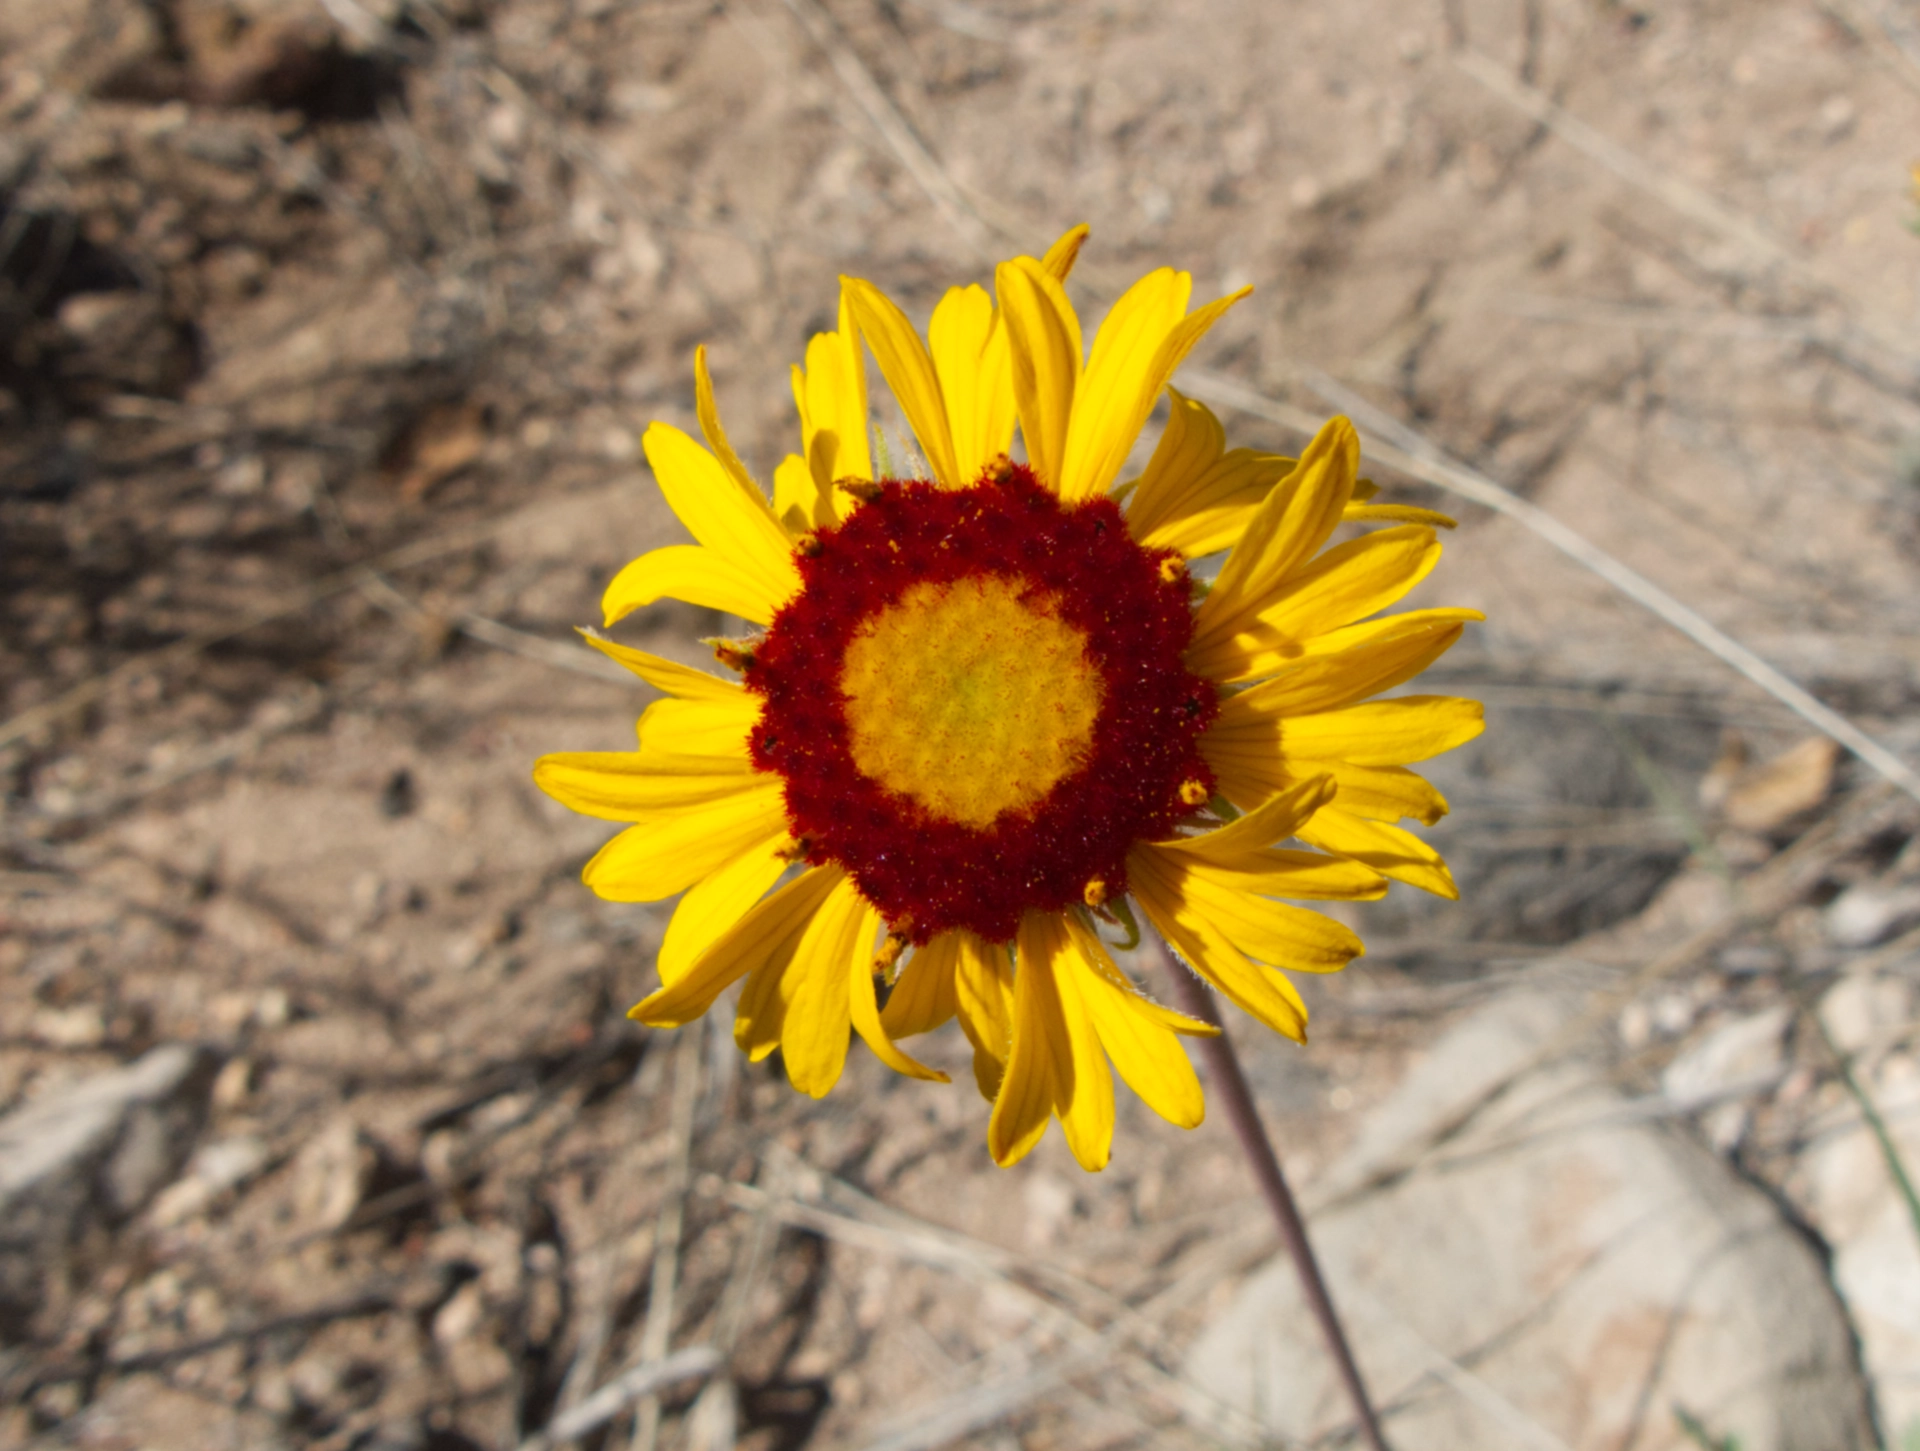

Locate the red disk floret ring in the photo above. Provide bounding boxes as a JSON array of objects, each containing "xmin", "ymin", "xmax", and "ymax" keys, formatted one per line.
[{"xmin": 745, "ymin": 462, "xmax": 1217, "ymax": 945}]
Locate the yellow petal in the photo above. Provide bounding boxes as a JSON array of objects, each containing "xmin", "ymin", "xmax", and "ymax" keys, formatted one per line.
[
  {"xmin": 642, "ymin": 423, "xmax": 799, "ymax": 610},
  {"xmin": 842, "ymin": 277, "xmax": 961, "ymax": 486},
  {"xmin": 1124, "ymin": 388, "xmax": 1227, "ymax": 537},
  {"xmin": 1162, "ymin": 857, "xmax": 1367, "ymax": 974},
  {"xmin": 952, "ymin": 931, "xmax": 1015, "ymax": 1100},
  {"xmin": 1275, "ymin": 696, "xmax": 1486, "ymax": 767},
  {"xmin": 1208, "ymin": 609, "xmax": 1481, "ymax": 718},
  {"xmin": 794, "ymin": 292, "xmax": 871, "ymax": 503},
  {"xmin": 694, "ymin": 346, "xmax": 762, "ymax": 503},
  {"xmin": 580, "ymin": 633, "xmax": 743, "ymax": 702},
  {"xmin": 1190, "ymin": 525, "xmax": 1443, "ymax": 683},
  {"xmin": 581, "ymin": 781, "xmax": 789, "ymax": 901},
  {"xmin": 929, "ymin": 283, "xmax": 1015, "ymax": 486},
  {"xmin": 533, "ymin": 750, "xmax": 757, "ymax": 822},
  {"xmin": 1295, "ymin": 808, "xmax": 1460, "ymax": 898},
  {"xmin": 1343, "ymin": 502, "xmax": 1458, "ymax": 529},
  {"xmin": 1062, "ymin": 918, "xmax": 1206, "ymax": 1130},
  {"xmin": 995, "ymin": 256, "xmax": 1081, "ymax": 493},
  {"xmin": 849, "ymin": 937, "xmax": 949, "ymax": 1085},
  {"xmin": 1057, "ymin": 267, "xmax": 1189, "ymax": 498},
  {"xmin": 637, "ymin": 693, "xmax": 760, "ymax": 757},
  {"xmin": 881, "ymin": 933, "xmax": 961, "ymax": 1040},
  {"xmin": 1202, "ymin": 738, "xmax": 1454, "ymax": 827},
  {"xmin": 774, "ymin": 453, "xmax": 828, "ymax": 535},
  {"xmin": 1190, "ymin": 416, "xmax": 1359, "ymax": 658},
  {"xmin": 601, "ymin": 544, "xmax": 784, "ymax": 628},
  {"xmin": 656, "ymin": 828, "xmax": 791, "ymax": 985},
  {"xmin": 631, "ymin": 863, "xmax": 840, "ymax": 1027},
  {"xmin": 1152, "ymin": 775, "xmax": 1335, "ymax": 861},
  {"xmin": 1040, "ymin": 223, "xmax": 1090, "ymax": 280},
  {"xmin": 1060, "ymin": 278, "xmax": 1250, "ymax": 502},
  {"xmin": 777, "ymin": 874, "xmax": 876, "ymax": 1097},
  {"xmin": 1129, "ymin": 848, "xmax": 1310, "ymax": 1041},
  {"xmin": 1030, "ymin": 913, "xmax": 1114, "ymax": 1171},
  {"xmin": 1136, "ymin": 449, "xmax": 1299, "ymax": 559},
  {"xmin": 988, "ymin": 912, "xmax": 1070, "ymax": 1167}
]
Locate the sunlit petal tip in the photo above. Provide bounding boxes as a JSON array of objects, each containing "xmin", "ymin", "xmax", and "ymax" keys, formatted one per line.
[{"xmin": 1041, "ymin": 223, "xmax": 1092, "ymax": 280}]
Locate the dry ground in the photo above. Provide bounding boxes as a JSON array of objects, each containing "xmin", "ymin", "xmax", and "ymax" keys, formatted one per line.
[{"xmin": 4, "ymin": 0, "xmax": 1920, "ymax": 1448}]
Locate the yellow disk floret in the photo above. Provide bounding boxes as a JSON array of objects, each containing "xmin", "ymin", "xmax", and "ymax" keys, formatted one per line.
[{"xmin": 839, "ymin": 576, "xmax": 1104, "ymax": 829}]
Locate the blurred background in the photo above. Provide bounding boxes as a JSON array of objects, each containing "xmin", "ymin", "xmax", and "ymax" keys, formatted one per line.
[{"xmin": 4, "ymin": 0, "xmax": 1920, "ymax": 1447}]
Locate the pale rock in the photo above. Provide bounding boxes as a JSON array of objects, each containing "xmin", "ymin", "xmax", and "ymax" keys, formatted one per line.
[
  {"xmin": 432, "ymin": 1281, "xmax": 485, "ymax": 1346},
  {"xmin": 1661, "ymin": 1005, "xmax": 1792, "ymax": 1107},
  {"xmin": 149, "ymin": 1134, "xmax": 271, "ymax": 1226},
  {"xmin": 290, "ymin": 1116, "xmax": 376, "ymax": 1232},
  {"xmin": 0, "ymin": 1045, "xmax": 216, "ymax": 1316},
  {"xmin": 1820, "ymin": 975, "xmax": 1913, "ymax": 1057},
  {"xmin": 1825, "ymin": 882, "xmax": 1920, "ymax": 950},
  {"xmin": 0, "ymin": 1044, "xmax": 213, "ymax": 1215},
  {"xmin": 1803, "ymin": 1056, "xmax": 1920, "ymax": 1442},
  {"xmin": 1185, "ymin": 992, "xmax": 1873, "ymax": 1450}
]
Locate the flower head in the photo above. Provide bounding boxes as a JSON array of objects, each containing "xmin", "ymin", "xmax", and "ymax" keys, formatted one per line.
[{"xmin": 534, "ymin": 228, "xmax": 1483, "ymax": 1170}]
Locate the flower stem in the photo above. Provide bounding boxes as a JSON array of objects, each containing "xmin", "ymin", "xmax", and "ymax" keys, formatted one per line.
[{"xmin": 1153, "ymin": 934, "xmax": 1393, "ymax": 1451}]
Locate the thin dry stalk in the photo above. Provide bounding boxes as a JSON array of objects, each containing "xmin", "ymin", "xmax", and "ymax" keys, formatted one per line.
[
  {"xmin": 1152, "ymin": 935, "xmax": 1394, "ymax": 1451},
  {"xmin": 1182, "ymin": 366, "xmax": 1920, "ymax": 808}
]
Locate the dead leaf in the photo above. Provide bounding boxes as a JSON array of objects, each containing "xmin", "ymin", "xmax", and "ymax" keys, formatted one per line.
[
  {"xmin": 389, "ymin": 403, "xmax": 489, "ymax": 501},
  {"xmin": 1721, "ymin": 736, "xmax": 1841, "ymax": 833}
]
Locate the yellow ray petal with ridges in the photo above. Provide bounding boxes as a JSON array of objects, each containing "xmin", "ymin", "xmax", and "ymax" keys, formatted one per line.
[
  {"xmin": 1249, "ymin": 525, "xmax": 1443, "ymax": 645},
  {"xmin": 1204, "ymin": 741, "xmax": 1453, "ymax": 828},
  {"xmin": 636, "ymin": 692, "xmax": 760, "ymax": 757},
  {"xmin": 848, "ymin": 933, "xmax": 949, "ymax": 1085},
  {"xmin": 1060, "ymin": 280, "xmax": 1251, "ymax": 502},
  {"xmin": 996, "ymin": 256, "xmax": 1082, "ymax": 493},
  {"xmin": 1040, "ymin": 223, "xmax": 1090, "ymax": 280},
  {"xmin": 777, "ymin": 874, "xmax": 876, "ymax": 1097},
  {"xmin": 580, "ymin": 632, "xmax": 743, "ymax": 702},
  {"xmin": 794, "ymin": 291, "xmax": 871, "ymax": 505},
  {"xmin": 631, "ymin": 863, "xmax": 840, "ymax": 1026},
  {"xmin": 1343, "ymin": 502, "xmax": 1458, "ymax": 529},
  {"xmin": 1129, "ymin": 847, "xmax": 1311, "ymax": 1041},
  {"xmin": 601, "ymin": 544, "xmax": 784, "ymax": 627},
  {"xmin": 642, "ymin": 422, "xmax": 798, "ymax": 609},
  {"xmin": 1063, "ymin": 917, "xmax": 1207, "ymax": 1129},
  {"xmin": 735, "ymin": 948, "xmax": 789, "ymax": 1063},
  {"xmin": 1136, "ymin": 448, "xmax": 1299, "ymax": 559},
  {"xmin": 929, "ymin": 283, "xmax": 1015, "ymax": 486},
  {"xmin": 1057, "ymin": 267, "xmax": 1189, "ymax": 496},
  {"xmin": 1166, "ymin": 861, "xmax": 1368, "ymax": 974},
  {"xmin": 988, "ymin": 912, "xmax": 1071, "ymax": 1167},
  {"xmin": 1037, "ymin": 913, "xmax": 1116, "ymax": 1171},
  {"xmin": 533, "ymin": 750, "xmax": 757, "ymax": 822},
  {"xmin": 842, "ymin": 277, "xmax": 961, "ymax": 487},
  {"xmin": 953, "ymin": 930, "xmax": 1015, "ymax": 1100},
  {"xmin": 1154, "ymin": 775, "xmax": 1335, "ymax": 862},
  {"xmin": 581, "ymin": 782, "xmax": 788, "ymax": 902},
  {"xmin": 656, "ymin": 828, "xmax": 791, "ymax": 985},
  {"xmin": 774, "ymin": 453, "xmax": 827, "ymax": 535},
  {"xmin": 1295, "ymin": 809, "xmax": 1459, "ymax": 898},
  {"xmin": 1191, "ymin": 525, "xmax": 1443, "ymax": 683},
  {"xmin": 1190, "ymin": 416, "xmax": 1358, "ymax": 659},
  {"xmin": 1209, "ymin": 609, "xmax": 1481, "ymax": 719},
  {"xmin": 1124, "ymin": 389, "xmax": 1227, "ymax": 538},
  {"xmin": 1276, "ymin": 696, "xmax": 1486, "ymax": 767},
  {"xmin": 694, "ymin": 346, "xmax": 762, "ymax": 503},
  {"xmin": 1066, "ymin": 915, "xmax": 1216, "ymax": 1038},
  {"xmin": 881, "ymin": 933, "xmax": 961, "ymax": 1041}
]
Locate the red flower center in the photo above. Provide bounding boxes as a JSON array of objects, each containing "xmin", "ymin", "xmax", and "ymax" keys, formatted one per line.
[{"xmin": 746, "ymin": 464, "xmax": 1217, "ymax": 944}]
